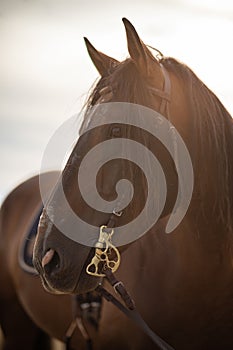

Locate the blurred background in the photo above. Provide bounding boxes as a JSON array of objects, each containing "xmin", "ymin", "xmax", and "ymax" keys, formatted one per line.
[{"xmin": 1, "ymin": 0, "xmax": 233, "ymax": 203}]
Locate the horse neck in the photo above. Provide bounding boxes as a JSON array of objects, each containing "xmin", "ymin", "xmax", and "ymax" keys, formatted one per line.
[
  {"xmin": 119, "ymin": 222, "xmax": 175, "ymax": 295},
  {"xmin": 192, "ymin": 123, "xmax": 233, "ymax": 237},
  {"xmin": 120, "ymin": 208, "xmax": 233, "ymax": 297}
]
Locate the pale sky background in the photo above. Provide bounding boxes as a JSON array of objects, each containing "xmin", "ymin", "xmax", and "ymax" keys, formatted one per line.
[{"xmin": 1, "ymin": 0, "xmax": 233, "ymax": 203}]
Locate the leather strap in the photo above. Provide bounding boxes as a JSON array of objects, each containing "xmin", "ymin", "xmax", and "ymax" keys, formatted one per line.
[
  {"xmin": 104, "ymin": 268, "xmax": 135, "ymax": 310},
  {"xmin": 159, "ymin": 64, "xmax": 171, "ymax": 112},
  {"xmin": 65, "ymin": 295, "xmax": 93, "ymax": 350},
  {"xmin": 96, "ymin": 284, "xmax": 175, "ymax": 350},
  {"xmin": 150, "ymin": 64, "xmax": 171, "ymax": 120}
]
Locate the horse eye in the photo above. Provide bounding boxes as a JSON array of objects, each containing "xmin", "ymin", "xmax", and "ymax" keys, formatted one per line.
[{"xmin": 110, "ymin": 126, "xmax": 121, "ymax": 137}]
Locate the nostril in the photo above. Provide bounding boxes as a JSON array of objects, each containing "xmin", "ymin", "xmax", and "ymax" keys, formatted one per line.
[
  {"xmin": 42, "ymin": 249, "xmax": 55, "ymax": 267},
  {"xmin": 42, "ymin": 249, "xmax": 61, "ymax": 274}
]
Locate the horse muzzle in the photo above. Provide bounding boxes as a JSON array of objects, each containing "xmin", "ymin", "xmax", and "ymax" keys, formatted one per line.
[{"xmin": 33, "ymin": 234, "xmax": 101, "ymax": 295}]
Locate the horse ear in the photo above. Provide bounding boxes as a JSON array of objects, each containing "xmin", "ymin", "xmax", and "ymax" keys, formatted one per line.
[
  {"xmin": 122, "ymin": 18, "xmax": 154, "ymax": 76},
  {"xmin": 84, "ymin": 37, "xmax": 119, "ymax": 76}
]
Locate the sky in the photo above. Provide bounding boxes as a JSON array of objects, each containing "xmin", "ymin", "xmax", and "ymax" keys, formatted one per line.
[{"xmin": 1, "ymin": 0, "xmax": 233, "ymax": 203}]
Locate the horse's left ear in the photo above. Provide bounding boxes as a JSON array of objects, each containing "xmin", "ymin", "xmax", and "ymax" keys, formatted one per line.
[
  {"xmin": 122, "ymin": 18, "xmax": 157, "ymax": 76},
  {"xmin": 84, "ymin": 37, "xmax": 119, "ymax": 76}
]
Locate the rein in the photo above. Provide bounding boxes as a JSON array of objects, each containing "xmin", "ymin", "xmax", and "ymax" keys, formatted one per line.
[
  {"xmin": 96, "ymin": 282, "xmax": 174, "ymax": 350},
  {"xmin": 65, "ymin": 63, "xmax": 175, "ymax": 350}
]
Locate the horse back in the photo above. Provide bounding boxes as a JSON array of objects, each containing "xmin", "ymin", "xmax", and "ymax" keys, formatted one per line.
[{"xmin": 0, "ymin": 172, "xmax": 58, "ymax": 298}]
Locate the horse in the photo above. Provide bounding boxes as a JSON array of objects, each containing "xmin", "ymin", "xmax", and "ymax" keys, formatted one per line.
[
  {"xmin": 33, "ymin": 17, "xmax": 233, "ymax": 350},
  {"xmin": 2, "ymin": 17, "xmax": 233, "ymax": 349},
  {"xmin": 0, "ymin": 170, "xmax": 104, "ymax": 350}
]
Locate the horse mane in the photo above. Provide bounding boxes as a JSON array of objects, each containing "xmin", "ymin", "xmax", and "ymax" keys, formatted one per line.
[
  {"xmin": 161, "ymin": 58, "xmax": 233, "ymax": 232},
  {"xmin": 83, "ymin": 54, "xmax": 233, "ymax": 233}
]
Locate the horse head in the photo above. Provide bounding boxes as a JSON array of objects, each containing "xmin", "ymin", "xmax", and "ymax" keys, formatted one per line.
[{"xmin": 33, "ymin": 18, "xmax": 233, "ymax": 296}]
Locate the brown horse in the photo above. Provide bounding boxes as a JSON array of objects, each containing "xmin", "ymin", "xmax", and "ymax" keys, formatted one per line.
[
  {"xmin": 2, "ymin": 17, "xmax": 233, "ymax": 349},
  {"xmin": 34, "ymin": 18, "xmax": 233, "ymax": 349}
]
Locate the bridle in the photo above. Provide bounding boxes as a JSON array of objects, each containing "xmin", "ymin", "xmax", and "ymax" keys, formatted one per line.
[
  {"xmin": 154, "ymin": 63, "xmax": 171, "ymax": 119},
  {"xmin": 65, "ymin": 61, "xmax": 175, "ymax": 350},
  {"xmin": 68, "ymin": 61, "xmax": 174, "ymax": 350}
]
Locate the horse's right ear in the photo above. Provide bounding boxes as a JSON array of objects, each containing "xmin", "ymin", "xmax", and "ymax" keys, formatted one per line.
[{"xmin": 84, "ymin": 37, "xmax": 119, "ymax": 76}]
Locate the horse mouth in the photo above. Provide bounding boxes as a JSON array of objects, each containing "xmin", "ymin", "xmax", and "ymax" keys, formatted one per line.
[
  {"xmin": 34, "ymin": 246, "xmax": 101, "ymax": 295},
  {"xmin": 33, "ymin": 248, "xmax": 74, "ymax": 293},
  {"xmin": 40, "ymin": 274, "xmax": 66, "ymax": 295}
]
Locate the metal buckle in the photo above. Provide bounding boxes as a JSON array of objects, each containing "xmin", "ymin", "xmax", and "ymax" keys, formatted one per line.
[{"xmin": 86, "ymin": 225, "xmax": 121, "ymax": 277}]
